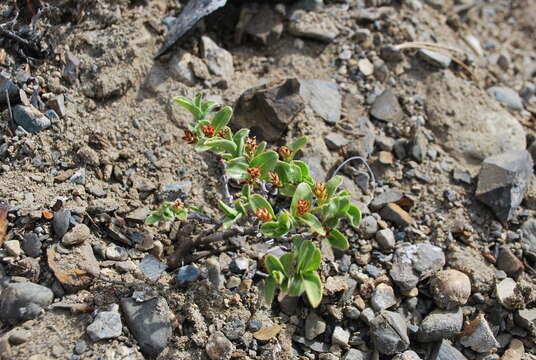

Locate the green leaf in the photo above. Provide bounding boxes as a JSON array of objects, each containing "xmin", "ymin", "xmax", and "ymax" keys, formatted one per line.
[
  {"xmin": 325, "ymin": 176, "xmax": 343, "ymax": 198},
  {"xmin": 162, "ymin": 207, "xmax": 174, "ymax": 220},
  {"xmin": 242, "ymin": 184, "xmax": 251, "ymax": 199},
  {"xmin": 265, "ymin": 254, "xmax": 285, "ymax": 275},
  {"xmin": 291, "ymin": 161, "xmax": 309, "ymax": 179},
  {"xmin": 261, "ymin": 222, "xmax": 283, "ymax": 238},
  {"xmin": 290, "ymin": 182, "xmax": 313, "ymax": 217},
  {"xmin": 145, "ymin": 213, "xmax": 161, "ymax": 225},
  {"xmin": 194, "ymin": 94, "xmax": 203, "ymax": 108},
  {"xmin": 233, "ymin": 128, "xmax": 250, "ymax": 157},
  {"xmin": 303, "ymin": 272, "xmax": 323, "ymax": 308},
  {"xmin": 279, "ymin": 184, "xmax": 297, "ymax": 197},
  {"xmin": 304, "ymin": 247, "xmax": 321, "ymax": 272},
  {"xmin": 175, "ymin": 208, "xmax": 188, "ymax": 221},
  {"xmin": 250, "ymin": 151, "xmax": 278, "ymax": 179},
  {"xmin": 249, "ymin": 194, "xmax": 275, "ymax": 219},
  {"xmin": 288, "ymin": 276, "xmax": 306, "ymax": 297},
  {"xmin": 234, "ymin": 200, "xmax": 247, "ymax": 216},
  {"xmin": 211, "ymin": 106, "xmax": 233, "ymax": 132},
  {"xmin": 203, "ymin": 138, "xmax": 237, "ymax": 154},
  {"xmin": 288, "ymin": 136, "xmax": 307, "ymax": 159},
  {"xmin": 325, "ymin": 228, "xmax": 349, "ymax": 250},
  {"xmin": 222, "ymin": 214, "xmax": 242, "ymax": 229},
  {"xmin": 174, "ymin": 97, "xmax": 202, "ymax": 120},
  {"xmin": 347, "ymin": 205, "xmax": 362, "ymax": 227},
  {"xmin": 280, "ymin": 253, "xmax": 295, "ymax": 275},
  {"xmin": 299, "ymin": 213, "xmax": 326, "ymax": 236},
  {"xmin": 200, "ymin": 100, "xmax": 218, "ymax": 114},
  {"xmin": 226, "ymin": 157, "xmax": 249, "ymax": 180},
  {"xmin": 272, "ymin": 270, "xmax": 285, "ymax": 284},
  {"xmin": 255, "ymin": 141, "xmax": 267, "ymax": 156},
  {"xmin": 264, "ymin": 277, "xmax": 276, "ymax": 304},
  {"xmin": 288, "ymin": 163, "xmax": 303, "ymax": 183},
  {"xmin": 296, "ymin": 240, "xmax": 317, "ymax": 274},
  {"xmin": 218, "ymin": 200, "xmax": 238, "ymax": 217}
]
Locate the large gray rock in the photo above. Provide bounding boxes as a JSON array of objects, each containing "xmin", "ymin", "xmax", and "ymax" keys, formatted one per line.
[
  {"xmin": 305, "ymin": 312, "xmax": 326, "ymax": 340},
  {"xmin": 370, "ymin": 311, "xmax": 409, "ymax": 355},
  {"xmin": 299, "ymin": 80, "xmax": 341, "ymax": 125},
  {"xmin": 447, "ymin": 247, "xmax": 496, "ymax": 293},
  {"xmin": 425, "ymin": 71, "xmax": 526, "ymax": 169},
  {"xmin": 13, "ymin": 105, "xmax": 51, "ymax": 132},
  {"xmin": 87, "ymin": 310, "xmax": 122, "ymax": 341},
  {"xmin": 475, "ymin": 150, "xmax": 533, "ymax": 222},
  {"xmin": 370, "ymin": 90, "xmax": 403, "ymax": 123},
  {"xmin": 121, "ymin": 297, "xmax": 172, "ymax": 357},
  {"xmin": 0, "ymin": 283, "xmax": 54, "ymax": 322}
]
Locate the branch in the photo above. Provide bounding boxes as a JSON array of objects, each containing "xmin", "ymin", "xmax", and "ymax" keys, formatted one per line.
[
  {"xmin": 219, "ymin": 158, "xmax": 233, "ymax": 205},
  {"xmin": 332, "ymin": 156, "xmax": 376, "ymax": 194}
]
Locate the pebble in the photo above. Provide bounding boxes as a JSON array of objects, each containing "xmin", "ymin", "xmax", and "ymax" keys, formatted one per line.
[
  {"xmin": 177, "ymin": 264, "xmax": 201, "ymax": 285},
  {"xmin": 514, "ymin": 308, "xmax": 536, "ymax": 331},
  {"xmin": 430, "ymin": 269, "xmax": 471, "ymax": 309},
  {"xmin": 230, "ymin": 257, "xmax": 249, "ymax": 274},
  {"xmin": 332, "ymin": 326, "xmax": 350, "ymax": 347},
  {"xmin": 390, "ymin": 243, "xmax": 445, "ymax": 290},
  {"xmin": 8, "ymin": 330, "xmax": 30, "ymax": 345},
  {"xmin": 376, "ymin": 229, "xmax": 395, "ymax": 251},
  {"xmin": 206, "ymin": 331, "xmax": 235, "ymax": 360},
  {"xmin": 121, "ymin": 296, "xmax": 172, "ymax": 357},
  {"xmin": 105, "ymin": 246, "xmax": 129, "ymax": 261},
  {"xmin": 418, "ymin": 308, "xmax": 463, "ymax": 342},
  {"xmin": 496, "ymin": 246, "xmax": 523, "ymax": 276},
  {"xmin": 459, "ymin": 315, "xmax": 500, "ymax": 353},
  {"xmin": 4, "ymin": 240, "xmax": 22, "ymax": 257},
  {"xmin": 437, "ymin": 340, "xmax": 468, "ymax": 360},
  {"xmin": 201, "ymin": 36, "xmax": 234, "ymax": 79},
  {"xmin": 299, "ymin": 79, "xmax": 342, "ymax": 125},
  {"xmin": 288, "ymin": 10, "xmax": 339, "ymax": 43},
  {"xmin": 370, "ymin": 90, "xmax": 403, "ymax": 123},
  {"xmin": 222, "ymin": 319, "xmax": 246, "ymax": 341},
  {"xmin": 87, "ymin": 309, "xmax": 122, "ymax": 341},
  {"xmin": 62, "ymin": 223, "xmax": 91, "ymax": 246},
  {"xmin": 360, "ymin": 216, "xmax": 378, "ymax": 238},
  {"xmin": 325, "ymin": 132, "xmax": 349, "ymax": 150},
  {"xmin": 0, "ymin": 282, "xmax": 54, "ymax": 322},
  {"xmin": 419, "ymin": 49, "xmax": 451, "ymax": 68},
  {"xmin": 487, "ymin": 87, "xmax": 523, "ymax": 112},
  {"xmin": 12, "ymin": 105, "xmax": 51, "ymax": 132},
  {"xmin": 139, "ymin": 255, "xmax": 167, "ymax": 281},
  {"xmin": 207, "ymin": 257, "xmax": 224, "ymax": 289},
  {"xmin": 53, "ymin": 210, "xmax": 71, "ymax": 238},
  {"xmin": 380, "ymin": 45, "xmax": 404, "ymax": 62},
  {"xmin": 495, "ymin": 278, "xmax": 524, "ymax": 310},
  {"xmin": 46, "ymin": 94, "xmax": 65, "ymax": 117},
  {"xmin": 476, "ymin": 150, "xmax": 533, "ymax": 222},
  {"xmin": 370, "ymin": 311, "xmax": 410, "ymax": 355},
  {"xmin": 501, "ymin": 339, "xmax": 524, "ymax": 360},
  {"xmin": 342, "ymin": 349, "xmax": 366, "ymax": 360},
  {"xmin": 74, "ymin": 340, "xmax": 88, "ymax": 355},
  {"xmin": 380, "ymin": 203, "xmax": 414, "ymax": 227},
  {"xmin": 77, "ymin": 145, "xmax": 100, "ymax": 167},
  {"xmin": 371, "ymin": 283, "xmax": 397, "ymax": 311},
  {"xmin": 358, "ymin": 58, "xmax": 374, "ymax": 76},
  {"xmin": 447, "ymin": 247, "xmax": 496, "ymax": 293},
  {"xmin": 305, "ymin": 312, "xmax": 326, "ymax": 340},
  {"xmin": 22, "ymin": 233, "xmax": 42, "ymax": 257}
]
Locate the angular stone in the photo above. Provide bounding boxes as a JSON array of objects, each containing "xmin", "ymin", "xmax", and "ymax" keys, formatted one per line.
[
  {"xmin": 62, "ymin": 224, "xmax": 91, "ymax": 246},
  {"xmin": 206, "ymin": 331, "xmax": 235, "ymax": 360},
  {"xmin": 177, "ymin": 264, "xmax": 201, "ymax": 285},
  {"xmin": 22, "ymin": 233, "xmax": 42, "ymax": 258},
  {"xmin": 342, "ymin": 349, "xmax": 366, "ymax": 360},
  {"xmin": 497, "ymin": 246, "xmax": 523, "ymax": 276},
  {"xmin": 370, "ymin": 90, "xmax": 403, "ymax": 123},
  {"xmin": 371, "ymin": 283, "xmax": 397, "ymax": 311},
  {"xmin": 425, "ymin": 71, "xmax": 526, "ymax": 169},
  {"xmin": 459, "ymin": 315, "xmax": 499, "ymax": 353},
  {"xmin": 12, "ymin": 105, "xmax": 51, "ymax": 132},
  {"xmin": 487, "ymin": 87, "xmax": 523, "ymax": 112},
  {"xmin": 419, "ymin": 49, "xmax": 451, "ymax": 69},
  {"xmin": 514, "ymin": 309, "xmax": 536, "ymax": 331},
  {"xmin": 390, "ymin": 243, "xmax": 445, "ymax": 291},
  {"xmin": 0, "ymin": 283, "xmax": 53, "ymax": 322},
  {"xmin": 233, "ymin": 78, "xmax": 305, "ymax": 142},
  {"xmin": 299, "ymin": 79, "xmax": 341, "ymax": 125},
  {"xmin": 476, "ymin": 150, "xmax": 533, "ymax": 222},
  {"xmin": 139, "ymin": 255, "xmax": 167, "ymax": 281},
  {"xmin": 169, "ymin": 51, "xmax": 199, "ymax": 85},
  {"xmin": 305, "ymin": 312, "xmax": 326, "ymax": 340},
  {"xmin": 437, "ymin": 340, "xmax": 468, "ymax": 360},
  {"xmin": 430, "ymin": 269, "xmax": 471, "ymax": 309},
  {"xmin": 447, "ymin": 247, "xmax": 496, "ymax": 293},
  {"xmin": 288, "ymin": 10, "xmax": 339, "ymax": 43},
  {"xmin": 121, "ymin": 297, "xmax": 172, "ymax": 357},
  {"xmin": 370, "ymin": 190, "xmax": 403, "ymax": 211},
  {"xmin": 380, "ymin": 203, "xmax": 414, "ymax": 227},
  {"xmin": 325, "ymin": 132, "xmax": 349, "ymax": 150},
  {"xmin": 201, "ymin": 36, "xmax": 234, "ymax": 79},
  {"xmin": 245, "ymin": 6, "xmax": 284, "ymax": 45},
  {"xmin": 46, "ymin": 95, "xmax": 66, "ymax": 118},
  {"xmin": 332, "ymin": 326, "xmax": 350, "ymax": 347},
  {"xmin": 370, "ymin": 311, "xmax": 409, "ymax": 355},
  {"xmin": 87, "ymin": 310, "xmax": 122, "ymax": 341},
  {"xmin": 77, "ymin": 146, "xmax": 100, "ymax": 167},
  {"xmin": 496, "ymin": 278, "xmax": 524, "ymax": 310},
  {"xmin": 418, "ymin": 308, "xmax": 463, "ymax": 342},
  {"xmin": 0, "ymin": 72, "xmax": 20, "ymax": 105},
  {"xmin": 376, "ymin": 228, "xmax": 395, "ymax": 251}
]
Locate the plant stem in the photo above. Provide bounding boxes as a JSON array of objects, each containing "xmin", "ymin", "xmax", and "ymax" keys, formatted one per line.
[
  {"xmin": 332, "ymin": 156, "xmax": 376, "ymax": 193},
  {"xmin": 220, "ymin": 158, "xmax": 233, "ymax": 205}
]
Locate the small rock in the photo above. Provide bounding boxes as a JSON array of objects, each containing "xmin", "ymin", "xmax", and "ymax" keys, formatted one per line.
[
  {"xmin": 332, "ymin": 326, "xmax": 350, "ymax": 347},
  {"xmin": 370, "ymin": 90, "xmax": 403, "ymax": 123},
  {"xmin": 438, "ymin": 340, "xmax": 468, "ymax": 360},
  {"xmin": 177, "ymin": 264, "xmax": 201, "ymax": 285},
  {"xmin": 207, "ymin": 257, "xmax": 224, "ymax": 289},
  {"xmin": 244, "ymin": 6, "xmax": 284, "ymax": 45},
  {"xmin": 206, "ymin": 331, "xmax": 235, "ymax": 360},
  {"xmin": 53, "ymin": 210, "xmax": 71, "ymax": 238},
  {"xmin": 69, "ymin": 168, "xmax": 86, "ymax": 185},
  {"xmin": 0, "ymin": 282, "xmax": 53, "ymax": 322},
  {"xmin": 460, "ymin": 315, "xmax": 500, "ymax": 353},
  {"xmin": 21, "ymin": 233, "xmax": 42, "ymax": 257},
  {"xmin": 87, "ymin": 310, "xmax": 122, "ymax": 341},
  {"xmin": 299, "ymin": 79, "xmax": 341, "ymax": 125},
  {"xmin": 496, "ymin": 246, "xmax": 523, "ymax": 276},
  {"xmin": 77, "ymin": 146, "xmax": 100, "ymax": 167},
  {"xmin": 378, "ymin": 151, "xmax": 395, "ymax": 165},
  {"xmin": 4, "ymin": 240, "xmax": 22, "ymax": 257},
  {"xmin": 121, "ymin": 297, "xmax": 172, "ymax": 357},
  {"xmin": 342, "ymin": 349, "xmax": 366, "ymax": 360},
  {"xmin": 230, "ymin": 257, "xmax": 249, "ymax": 274},
  {"xmin": 514, "ymin": 308, "xmax": 536, "ymax": 331},
  {"xmin": 358, "ymin": 58, "xmax": 374, "ymax": 76},
  {"xmin": 325, "ymin": 132, "xmax": 349, "ymax": 150},
  {"xmin": 360, "ymin": 216, "xmax": 378, "ymax": 239},
  {"xmin": 371, "ymin": 283, "xmax": 397, "ymax": 311},
  {"xmin": 419, "ymin": 49, "xmax": 451, "ymax": 68},
  {"xmin": 12, "ymin": 105, "xmax": 50, "ymax": 132},
  {"xmin": 453, "ymin": 169, "xmax": 472, "ymax": 184},
  {"xmin": 169, "ymin": 51, "xmax": 199, "ymax": 85},
  {"xmin": 370, "ymin": 190, "xmax": 403, "ymax": 211},
  {"xmin": 8, "ymin": 330, "xmax": 30, "ymax": 345},
  {"xmin": 418, "ymin": 308, "xmax": 463, "ymax": 342},
  {"xmin": 105, "ymin": 246, "xmax": 129, "ymax": 261},
  {"xmin": 501, "ymin": 339, "xmax": 524, "ymax": 360},
  {"xmin": 370, "ymin": 311, "xmax": 410, "ymax": 355},
  {"xmin": 288, "ymin": 10, "xmax": 339, "ymax": 42},
  {"xmin": 390, "ymin": 243, "xmax": 445, "ymax": 291},
  {"xmin": 447, "ymin": 247, "xmax": 496, "ymax": 293},
  {"xmin": 476, "ymin": 150, "xmax": 533, "ymax": 222},
  {"xmin": 222, "ymin": 319, "xmax": 246, "ymax": 341},
  {"xmin": 201, "ymin": 36, "xmax": 234, "ymax": 79},
  {"xmin": 495, "ymin": 278, "xmax": 524, "ymax": 310},
  {"xmin": 74, "ymin": 340, "xmax": 88, "ymax": 355},
  {"xmin": 487, "ymin": 87, "xmax": 523, "ymax": 112},
  {"xmin": 139, "ymin": 255, "xmax": 167, "ymax": 281},
  {"xmin": 380, "ymin": 45, "xmax": 404, "ymax": 62},
  {"xmin": 0, "ymin": 72, "xmax": 20, "ymax": 105},
  {"xmin": 46, "ymin": 95, "xmax": 66, "ymax": 118},
  {"xmin": 305, "ymin": 312, "xmax": 326, "ymax": 340},
  {"xmin": 62, "ymin": 223, "xmax": 91, "ymax": 246},
  {"xmin": 125, "ymin": 208, "xmax": 150, "ymax": 224},
  {"xmin": 430, "ymin": 269, "xmax": 471, "ymax": 309},
  {"xmin": 376, "ymin": 229, "xmax": 395, "ymax": 251},
  {"xmin": 380, "ymin": 203, "xmax": 414, "ymax": 227}
]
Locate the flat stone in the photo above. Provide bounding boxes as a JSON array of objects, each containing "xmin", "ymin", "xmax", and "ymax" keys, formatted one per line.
[
  {"xmin": 501, "ymin": 339, "xmax": 524, "ymax": 360},
  {"xmin": 22, "ymin": 233, "xmax": 42, "ymax": 258},
  {"xmin": 370, "ymin": 311, "xmax": 409, "ymax": 355},
  {"xmin": 360, "ymin": 216, "xmax": 378, "ymax": 239},
  {"xmin": 8, "ymin": 330, "xmax": 30, "ymax": 345},
  {"xmin": 206, "ymin": 331, "xmax": 235, "ymax": 360},
  {"xmin": 380, "ymin": 203, "xmax": 414, "ymax": 227},
  {"xmin": 4, "ymin": 240, "xmax": 22, "ymax": 257},
  {"xmin": 476, "ymin": 150, "xmax": 533, "ymax": 222},
  {"xmin": 177, "ymin": 264, "xmax": 201, "ymax": 285},
  {"xmin": 425, "ymin": 71, "xmax": 526, "ymax": 169},
  {"xmin": 496, "ymin": 278, "xmax": 524, "ymax": 310},
  {"xmin": 460, "ymin": 315, "xmax": 500, "ymax": 353},
  {"xmin": 487, "ymin": 87, "xmax": 523, "ymax": 112},
  {"xmin": 332, "ymin": 326, "xmax": 350, "ymax": 347},
  {"xmin": 0, "ymin": 282, "xmax": 53, "ymax": 322},
  {"xmin": 121, "ymin": 297, "xmax": 172, "ymax": 357},
  {"xmin": 437, "ymin": 340, "xmax": 468, "ymax": 360},
  {"xmin": 370, "ymin": 90, "xmax": 403, "ymax": 123},
  {"xmin": 447, "ymin": 247, "xmax": 496, "ymax": 293},
  {"xmin": 299, "ymin": 79, "xmax": 341, "ymax": 125},
  {"xmin": 230, "ymin": 257, "xmax": 249, "ymax": 274},
  {"xmin": 0, "ymin": 72, "xmax": 20, "ymax": 105},
  {"xmin": 126, "ymin": 208, "xmax": 150, "ymax": 224},
  {"xmin": 419, "ymin": 49, "xmax": 451, "ymax": 68},
  {"xmin": 201, "ymin": 36, "xmax": 234, "ymax": 79},
  {"xmin": 288, "ymin": 10, "xmax": 339, "ymax": 42},
  {"xmin": 497, "ymin": 246, "xmax": 523, "ymax": 276},
  {"xmin": 52, "ymin": 210, "xmax": 71, "ymax": 239},
  {"xmin": 371, "ymin": 283, "xmax": 397, "ymax": 311},
  {"xmin": 46, "ymin": 95, "xmax": 66, "ymax": 118},
  {"xmin": 325, "ymin": 132, "xmax": 349, "ymax": 150},
  {"xmin": 62, "ymin": 223, "xmax": 91, "ymax": 246},
  {"xmin": 390, "ymin": 243, "xmax": 445, "ymax": 291},
  {"xmin": 13, "ymin": 105, "xmax": 50, "ymax": 132},
  {"xmin": 418, "ymin": 308, "xmax": 463, "ymax": 342},
  {"xmin": 105, "ymin": 245, "xmax": 128, "ymax": 261},
  {"xmin": 305, "ymin": 312, "xmax": 326, "ymax": 340},
  {"xmin": 376, "ymin": 228, "xmax": 395, "ymax": 252},
  {"xmin": 139, "ymin": 255, "xmax": 167, "ymax": 281},
  {"xmin": 87, "ymin": 310, "xmax": 122, "ymax": 341}
]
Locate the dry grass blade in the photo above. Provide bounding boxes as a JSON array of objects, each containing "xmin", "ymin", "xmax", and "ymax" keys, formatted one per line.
[{"xmin": 0, "ymin": 207, "xmax": 8, "ymax": 247}]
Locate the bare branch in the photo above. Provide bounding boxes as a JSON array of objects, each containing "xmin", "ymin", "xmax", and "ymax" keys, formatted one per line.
[
  {"xmin": 333, "ymin": 156, "xmax": 376, "ymax": 193},
  {"xmin": 220, "ymin": 158, "xmax": 233, "ymax": 205}
]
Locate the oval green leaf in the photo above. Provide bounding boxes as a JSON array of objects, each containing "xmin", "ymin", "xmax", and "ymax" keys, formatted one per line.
[{"xmin": 303, "ymin": 272, "xmax": 323, "ymax": 308}]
